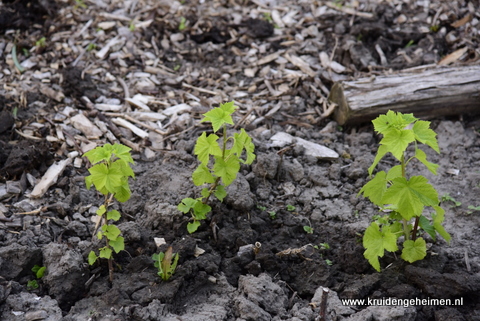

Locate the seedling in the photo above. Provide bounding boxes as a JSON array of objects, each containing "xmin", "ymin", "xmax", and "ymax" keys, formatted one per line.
[
  {"xmin": 178, "ymin": 101, "xmax": 255, "ymax": 233},
  {"xmin": 325, "ymin": 259, "xmax": 333, "ymax": 266},
  {"xmin": 84, "ymin": 143, "xmax": 135, "ymax": 281},
  {"xmin": 286, "ymin": 204, "xmax": 296, "ymax": 212},
  {"xmin": 87, "ymin": 43, "xmax": 97, "ymax": 52},
  {"xmin": 268, "ymin": 211, "xmax": 277, "ymax": 220},
  {"xmin": 257, "ymin": 205, "xmax": 267, "ymax": 211},
  {"xmin": 27, "ymin": 265, "xmax": 46, "ymax": 291},
  {"xmin": 467, "ymin": 205, "xmax": 480, "ymax": 214},
  {"xmin": 441, "ymin": 193, "xmax": 461, "ymax": 207},
  {"xmin": 152, "ymin": 247, "xmax": 179, "ymax": 281},
  {"xmin": 35, "ymin": 37, "xmax": 46, "ymax": 48},
  {"xmin": 303, "ymin": 225, "xmax": 314, "ymax": 234},
  {"xmin": 178, "ymin": 17, "xmax": 187, "ymax": 31},
  {"xmin": 358, "ymin": 111, "xmax": 451, "ymax": 272}
]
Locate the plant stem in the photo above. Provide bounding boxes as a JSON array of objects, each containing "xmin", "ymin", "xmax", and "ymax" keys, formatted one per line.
[
  {"xmin": 400, "ymin": 153, "xmax": 410, "ymax": 240},
  {"xmin": 411, "ymin": 217, "xmax": 420, "ymax": 241}
]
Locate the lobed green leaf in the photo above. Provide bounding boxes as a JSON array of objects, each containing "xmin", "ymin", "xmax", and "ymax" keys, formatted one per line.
[
  {"xmin": 214, "ymin": 184, "xmax": 227, "ymax": 202},
  {"xmin": 415, "ymin": 148, "xmax": 439, "ymax": 175},
  {"xmin": 99, "ymin": 247, "xmax": 113, "ymax": 259},
  {"xmin": 107, "ymin": 209, "xmax": 121, "ymax": 221},
  {"xmin": 382, "ymin": 176, "xmax": 438, "ymax": 220},
  {"xmin": 432, "ymin": 206, "xmax": 451, "ymax": 242},
  {"xmin": 194, "ymin": 132, "xmax": 222, "ymax": 164},
  {"xmin": 102, "ymin": 224, "xmax": 121, "ymax": 240},
  {"xmin": 379, "ymin": 128, "xmax": 415, "ymax": 161},
  {"xmin": 192, "ymin": 163, "xmax": 215, "ymax": 186},
  {"xmin": 213, "ymin": 154, "xmax": 240, "ymax": 186},
  {"xmin": 418, "ymin": 214, "xmax": 436, "ymax": 240},
  {"xmin": 412, "ymin": 120, "xmax": 439, "ymax": 153},
  {"xmin": 401, "ymin": 238, "xmax": 426, "ymax": 263},
  {"xmin": 109, "ymin": 236, "xmax": 125, "ymax": 253},
  {"xmin": 363, "ymin": 222, "xmax": 399, "ymax": 272},
  {"xmin": 358, "ymin": 171, "xmax": 387, "ymax": 207},
  {"xmin": 178, "ymin": 198, "xmax": 197, "ymax": 213},
  {"xmin": 368, "ymin": 145, "xmax": 388, "ymax": 176},
  {"xmin": 111, "ymin": 144, "xmax": 134, "ymax": 163},
  {"xmin": 88, "ymin": 251, "xmax": 98, "ymax": 265},
  {"xmin": 187, "ymin": 221, "xmax": 201, "ymax": 234},
  {"xmin": 201, "ymin": 103, "xmax": 235, "ymax": 132}
]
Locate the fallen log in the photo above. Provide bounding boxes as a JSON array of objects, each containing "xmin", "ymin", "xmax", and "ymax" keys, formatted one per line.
[{"xmin": 328, "ymin": 65, "xmax": 480, "ymax": 125}]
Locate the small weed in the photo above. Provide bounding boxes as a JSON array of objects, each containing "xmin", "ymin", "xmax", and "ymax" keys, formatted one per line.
[
  {"xmin": 441, "ymin": 193, "xmax": 462, "ymax": 207},
  {"xmin": 257, "ymin": 205, "xmax": 266, "ymax": 211},
  {"xmin": 27, "ymin": 280, "xmax": 39, "ymax": 290},
  {"xmin": 152, "ymin": 247, "xmax": 179, "ymax": 281},
  {"xmin": 87, "ymin": 43, "xmax": 97, "ymax": 52},
  {"xmin": 27, "ymin": 265, "xmax": 45, "ymax": 291},
  {"xmin": 430, "ymin": 25, "xmax": 440, "ymax": 33},
  {"xmin": 286, "ymin": 204, "xmax": 296, "ymax": 212},
  {"xmin": 303, "ymin": 225, "xmax": 314, "ymax": 234},
  {"xmin": 319, "ymin": 242, "xmax": 330, "ymax": 250},
  {"xmin": 467, "ymin": 205, "xmax": 480, "ymax": 214},
  {"xmin": 74, "ymin": 0, "xmax": 87, "ymax": 9},
  {"xmin": 178, "ymin": 17, "xmax": 187, "ymax": 31},
  {"xmin": 325, "ymin": 259, "xmax": 333, "ymax": 266},
  {"xmin": 35, "ymin": 37, "xmax": 46, "ymax": 48},
  {"xmin": 129, "ymin": 21, "xmax": 135, "ymax": 31},
  {"xmin": 405, "ymin": 40, "xmax": 415, "ymax": 48},
  {"xmin": 268, "ymin": 211, "xmax": 277, "ymax": 220}
]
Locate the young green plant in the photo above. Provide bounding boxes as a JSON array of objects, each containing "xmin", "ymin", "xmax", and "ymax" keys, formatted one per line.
[
  {"xmin": 152, "ymin": 247, "xmax": 179, "ymax": 281},
  {"xmin": 84, "ymin": 143, "xmax": 135, "ymax": 281},
  {"xmin": 358, "ymin": 111, "xmax": 451, "ymax": 271},
  {"xmin": 178, "ymin": 102, "xmax": 256, "ymax": 233}
]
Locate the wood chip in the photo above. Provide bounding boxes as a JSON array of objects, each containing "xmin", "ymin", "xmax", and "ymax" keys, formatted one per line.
[
  {"xmin": 111, "ymin": 118, "xmax": 149, "ymax": 138},
  {"xmin": 438, "ymin": 47, "xmax": 469, "ymax": 65},
  {"xmin": 284, "ymin": 53, "xmax": 317, "ymax": 77},
  {"xmin": 71, "ymin": 113, "xmax": 103, "ymax": 138},
  {"xmin": 30, "ymin": 159, "xmax": 72, "ymax": 198}
]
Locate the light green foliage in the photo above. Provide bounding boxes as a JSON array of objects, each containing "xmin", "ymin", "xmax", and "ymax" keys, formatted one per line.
[
  {"xmin": 467, "ymin": 205, "xmax": 480, "ymax": 214},
  {"xmin": 35, "ymin": 37, "xmax": 46, "ymax": 48},
  {"xmin": 268, "ymin": 211, "xmax": 277, "ymax": 219},
  {"xmin": 32, "ymin": 265, "xmax": 46, "ymax": 279},
  {"xmin": 152, "ymin": 247, "xmax": 179, "ymax": 281},
  {"xmin": 178, "ymin": 17, "xmax": 187, "ymax": 31},
  {"xmin": 178, "ymin": 102, "xmax": 256, "ymax": 233},
  {"xmin": 303, "ymin": 226, "xmax": 314, "ymax": 234},
  {"xmin": 359, "ymin": 111, "xmax": 450, "ymax": 272},
  {"xmin": 84, "ymin": 144, "xmax": 134, "ymax": 280},
  {"xmin": 441, "ymin": 193, "xmax": 461, "ymax": 207},
  {"xmin": 286, "ymin": 204, "xmax": 296, "ymax": 212}
]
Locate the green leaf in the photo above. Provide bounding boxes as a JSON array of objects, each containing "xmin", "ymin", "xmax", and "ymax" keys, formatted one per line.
[
  {"xmin": 88, "ymin": 163, "xmax": 123, "ymax": 195},
  {"xmin": 201, "ymin": 187, "xmax": 210, "ymax": 198},
  {"xmin": 418, "ymin": 215, "xmax": 436, "ymax": 240},
  {"xmin": 358, "ymin": 171, "xmax": 387, "ymax": 207},
  {"xmin": 102, "ymin": 224, "xmax": 121, "ymax": 240},
  {"xmin": 379, "ymin": 128, "xmax": 415, "ymax": 161},
  {"xmin": 193, "ymin": 201, "xmax": 211, "ymax": 220},
  {"xmin": 88, "ymin": 251, "xmax": 98, "ymax": 265},
  {"xmin": 214, "ymin": 184, "xmax": 227, "ymax": 202},
  {"xmin": 107, "ymin": 210, "xmax": 121, "ymax": 221},
  {"xmin": 368, "ymin": 144, "xmax": 388, "ymax": 176},
  {"xmin": 415, "ymin": 148, "xmax": 439, "ymax": 175},
  {"xmin": 96, "ymin": 205, "xmax": 106, "ymax": 216},
  {"xmin": 213, "ymin": 154, "xmax": 240, "ymax": 186},
  {"xmin": 99, "ymin": 247, "xmax": 113, "ymax": 259},
  {"xmin": 109, "ymin": 236, "xmax": 125, "ymax": 253},
  {"xmin": 401, "ymin": 238, "xmax": 426, "ymax": 263},
  {"xmin": 178, "ymin": 198, "xmax": 197, "ymax": 213},
  {"xmin": 432, "ymin": 206, "xmax": 451, "ymax": 242},
  {"xmin": 114, "ymin": 179, "xmax": 131, "ymax": 203},
  {"xmin": 201, "ymin": 103, "xmax": 235, "ymax": 132},
  {"xmin": 84, "ymin": 145, "xmax": 112, "ymax": 164},
  {"xmin": 192, "ymin": 163, "xmax": 215, "ymax": 186},
  {"xmin": 111, "ymin": 143, "xmax": 134, "ymax": 163},
  {"xmin": 111, "ymin": 159, "xmax": 135, "ymax": 179},
  {"xmin": 372, "ymin": 111, "xmax": 417, "ymax": 134},
  {"xmin": 97, "ymin": 231, "xmax": 103, "ymax": 240},
  {"xmin": 231, "ymin": 129, "xmax": 256, "ymax": 164},
  {"xmin": 413, "ymin": 120, "xmax": 439, "ymax": 153},
  {"xmin": 382, "ymin": 176, "xmax": 439, "ymax": 220},
  {"xmin": 85, "ymin": 175, "xmax": 93, "ymax": 190},
  {"xmin": 386, "ymin": 165, "xmax": 402, "ymax": 181},
  {"xmin": 363, "ymin": 222, "xmax": 399, "ymax": 272},
  {"xmin": 194, "ymin": 132, "xmax": 222, "ymax": 164},
  {"xmin": 187, "ymin": 221, "xmax": 201, "ymax": 233}
]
